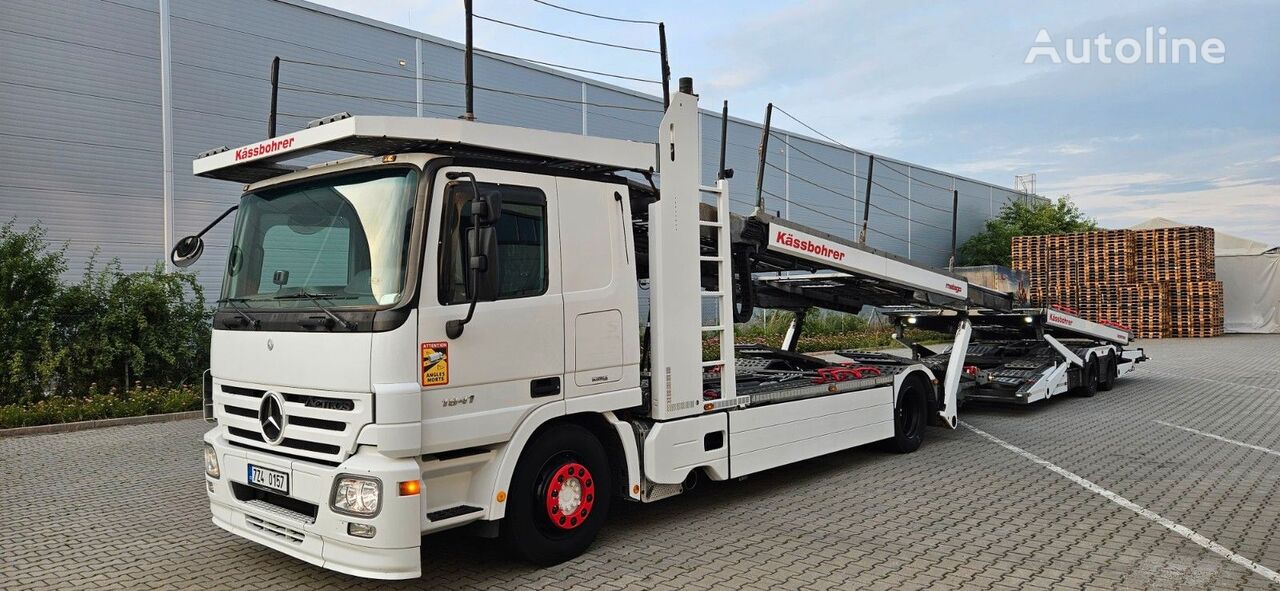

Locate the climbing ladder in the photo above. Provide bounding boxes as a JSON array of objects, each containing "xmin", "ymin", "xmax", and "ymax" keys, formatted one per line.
[{"xmin": 699, "ymin": 178, "xmax": 744, "ymax": 411}]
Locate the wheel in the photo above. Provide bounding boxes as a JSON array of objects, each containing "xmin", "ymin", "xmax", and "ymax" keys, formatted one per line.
[
  {"xmin": 500, "ymin": 424, "xmax": 612, "ymax": 566},
  {"xmin": 884, "ymin": 378, "xmax": 927, "ymax": 453},
  {"xmin": 1098, "ymin": 353, "xmax": 1117, "ymax": 391},
  {"xmin": 1075, "ymin": 357, "xmax": 1098, "ymax": 398}
]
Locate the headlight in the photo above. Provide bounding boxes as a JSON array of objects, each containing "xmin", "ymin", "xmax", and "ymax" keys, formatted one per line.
[
  {"xmin": 331, "ymin": 475, "xmax": 382, "ymax": 517},
  {"xmin": 203, "ymin": 443, "xmax": 220, "ymax": 479}
]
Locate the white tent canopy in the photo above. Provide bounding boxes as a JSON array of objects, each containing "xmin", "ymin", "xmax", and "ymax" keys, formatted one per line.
[{"xmin": 1130, "ymin": 217, "xmax": 1280, "ymax": 333}]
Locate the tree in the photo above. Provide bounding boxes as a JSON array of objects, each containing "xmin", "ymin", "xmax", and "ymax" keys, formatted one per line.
[{"xmin": 957, "ymin": 196, "xmax": 1097, "ymax": 266}]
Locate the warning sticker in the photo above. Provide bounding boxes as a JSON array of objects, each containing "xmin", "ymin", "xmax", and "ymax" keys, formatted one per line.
[{"xmin": 421, "ymin": 342, "xmax": 449, "ymax": 387}]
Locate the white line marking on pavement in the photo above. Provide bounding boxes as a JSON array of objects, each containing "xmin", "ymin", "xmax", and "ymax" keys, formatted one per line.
[
  {"xmin": 1143, "ymin": 370, "xmax": 1280, "ymax": 394},
  {"xmin": 960, "ymin": 420, "xmax": 1280, "ymax": 584},
  {"xmin": 1155, "ymin": 420, "xmax": 1280, "ymax": 458}
]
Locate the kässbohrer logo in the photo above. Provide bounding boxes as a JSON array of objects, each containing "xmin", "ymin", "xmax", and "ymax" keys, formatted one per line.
[
  {"xmin": 1048, "ymin": 312, "xmax": 1073, "ymax": 326},
  {"xmin": 775, "ymin": 231, "xmax": 846, "ymax": 262},
  {"xmin": 234, "ymin": 137, "xmax": 295, "ymax": 161}
]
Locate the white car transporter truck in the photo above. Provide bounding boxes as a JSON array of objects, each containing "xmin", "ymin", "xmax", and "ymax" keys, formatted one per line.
[{"xmin": 175, "ymin": 79, "xmax": 1129, "ymax": 579}]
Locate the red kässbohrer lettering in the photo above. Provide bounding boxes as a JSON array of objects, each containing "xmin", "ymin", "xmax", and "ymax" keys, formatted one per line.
[
  {"xmin": 234, "ymin": 137, "xmax": 295, "ymax": 161},
  {"xmin": 775, "ymin": 231, "xmax": 846, "ymax": 262}
]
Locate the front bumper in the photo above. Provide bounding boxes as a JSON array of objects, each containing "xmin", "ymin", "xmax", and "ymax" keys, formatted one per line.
[{"xmin": 204, "ymin": 431, "xmax": 423, "ymax": 580}]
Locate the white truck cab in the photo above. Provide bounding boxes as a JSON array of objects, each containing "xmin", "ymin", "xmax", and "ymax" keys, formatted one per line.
[{"xmin": 179, "ymin": 83, "xmax": 992, "ymax": 579}]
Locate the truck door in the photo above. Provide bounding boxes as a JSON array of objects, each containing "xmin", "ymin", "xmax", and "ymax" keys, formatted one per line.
[{"xmin": 418, "ymin": 168, "xmax": 565, "ymax": 452}]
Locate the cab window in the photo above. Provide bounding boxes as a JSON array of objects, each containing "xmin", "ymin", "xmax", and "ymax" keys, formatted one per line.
[{"xmin": 439, "ymin": 181, "xmax": 548, "ymax": 304}]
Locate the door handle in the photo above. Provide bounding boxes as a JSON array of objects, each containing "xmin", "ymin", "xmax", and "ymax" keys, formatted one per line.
[{"xmin": 530, "ymin": 377, "xmax": 561, "ymax": 398}]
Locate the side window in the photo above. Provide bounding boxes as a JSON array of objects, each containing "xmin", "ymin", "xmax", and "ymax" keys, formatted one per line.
[{"xmin": 439, "ymin": 181, "xmax": 548, "ymax": 304}]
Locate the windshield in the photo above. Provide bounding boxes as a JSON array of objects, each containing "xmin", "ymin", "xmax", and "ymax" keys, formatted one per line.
[{"xmin": 221, "ymin": 167, "xmax": 420, "ymax": 309}]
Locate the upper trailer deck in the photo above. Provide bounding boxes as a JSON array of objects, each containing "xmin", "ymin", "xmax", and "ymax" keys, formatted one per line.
[
  {"xmin": 192, "ymin": 113, "xmax": 657, "ymax": 183},
  {"xmin": 737, "ymin": 213, "xmax": 1015, "ymax": 313}
]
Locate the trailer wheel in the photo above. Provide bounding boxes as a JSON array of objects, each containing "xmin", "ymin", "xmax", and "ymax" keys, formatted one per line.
[
  {"xmin": 500, "ymin": 424, "xmax": 611, "ymax": 566},
  {"xmin": 884, "ymin": 378, "xmax": 927, "ymax": 453},
  {"xmin": 1075, "ymin": 357, "xmax": 1099, "ymax": 398},
  {"xmin": 1098, "ymin": 352, "xmax": 1117, "ymax": 391}
]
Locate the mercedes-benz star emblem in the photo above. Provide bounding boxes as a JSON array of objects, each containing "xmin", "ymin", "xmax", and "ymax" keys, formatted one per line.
[
  {"xmin": 258, "ymin": 391, "xmax": 287, "ymax": 445},
  {"xmin": 266, "ymin": 338, "xmax": 274, "ymax": 351}
]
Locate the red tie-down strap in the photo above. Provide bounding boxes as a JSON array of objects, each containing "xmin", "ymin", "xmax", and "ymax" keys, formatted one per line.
[{"xmin": 812, "ymin": 365, "xmax": 882, "ymax": 384}]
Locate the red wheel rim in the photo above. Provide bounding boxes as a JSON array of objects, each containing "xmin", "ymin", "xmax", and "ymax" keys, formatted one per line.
[{"xmin": 544, "ymin": 462, "xmax": 595, "ymax": 530}]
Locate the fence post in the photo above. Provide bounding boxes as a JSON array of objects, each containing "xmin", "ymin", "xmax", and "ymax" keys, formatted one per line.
[
  {"xmin": 859, "ymin": 154, "xmax": 875, "ymax": 243},
  {"xmin": 267, "ymin": 56, "xmax": 279, "ymax": 138},
  {"xmin": 754, "ymin": 103, "xmax": 773, "ymax": 209},
  {"xmin": 950, "ymin": 188, "xmax": 959, "ymax": 270},
  {"xmin": 463, "ymin": 0, "xmax": 475, "ymax": 120}
]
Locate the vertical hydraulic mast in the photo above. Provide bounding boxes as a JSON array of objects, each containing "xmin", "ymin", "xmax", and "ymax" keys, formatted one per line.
[{"xmin": 648, "ymin": 79, "xmax": 709, "ymax": 420}]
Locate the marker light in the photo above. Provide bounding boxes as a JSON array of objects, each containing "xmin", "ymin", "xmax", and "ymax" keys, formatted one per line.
[
  {"xmin": 1024, "ymin": 316, "xmax": 1034, "ymax": 323},
  {"xmin": 398, "ymin": 480, "xmax": 421, "ymax": 496},
  {"xmin": 907, "ymin": 317, "xmax": 918, "ymax": 325}
]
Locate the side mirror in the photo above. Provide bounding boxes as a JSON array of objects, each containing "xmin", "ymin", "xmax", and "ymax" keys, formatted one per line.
[
  {"xmin": 466, "ymin": 226, "xmax": 500, "ymax": 301},
  {"xmin": 473, "ymin": 190, "xmax": 503, "ymax": 226},
  {"xmin": 170, "ymin": 236, "xmax": 205, "ymax": 268}
]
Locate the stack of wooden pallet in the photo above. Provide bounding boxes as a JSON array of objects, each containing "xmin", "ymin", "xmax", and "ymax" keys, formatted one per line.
[{"xmin": 1012, "ymin": 226, "xmax": 1222, "ymax": 338}]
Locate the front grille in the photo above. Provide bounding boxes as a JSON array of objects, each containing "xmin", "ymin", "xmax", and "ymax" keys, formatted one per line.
[
  {"xmin": 246, "ymin": 515, "xmax": 306, "ymax": 544},
  {"xmin": 232, "ymin": 482, "xmax": 319, "ymax": 523},
  {"xmin": 215, "ymin": 381, "xmax": 371, "ymax": 465}
]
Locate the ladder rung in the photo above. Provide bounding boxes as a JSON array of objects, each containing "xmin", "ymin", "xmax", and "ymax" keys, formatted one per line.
[
  {"xmin": 699, "ymin": 185, "xmax": 723, "ymax": 193},
  {"xmin": 699, "ymin": 256, "xmax": 723, "ymax": 263},
  {"xmin": 701, "ymin": 360, "xmax": 726, "ymax": 367},
  {"xmin": 701, "ymin": 325, "xmax": 724, "ymax": 332},
  {"xmin": 702, "ymin": 291, "xmax": 724, "ymax": 297},
  {"xmin": 699, "ymin": 221, "xmax": 724, "ymax": 228}
]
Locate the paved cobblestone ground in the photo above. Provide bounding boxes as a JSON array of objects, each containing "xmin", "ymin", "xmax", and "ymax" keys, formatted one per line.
[{"xmin": 4, "ymin": 335, "xmax": 1280, "ymax": 590}]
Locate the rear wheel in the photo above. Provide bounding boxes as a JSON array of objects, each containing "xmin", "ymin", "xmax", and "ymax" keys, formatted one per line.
[
  {"xmin": 1098, "ymin": 352, "xmax": 1117, "ymax": 391},
  {"xmin": 500, "ymin": 424, "xmax": 612, "ymax": 566},
  {"xmin": 884, "ymin": 379, "xmax": 927, "ymax": 453},
  {"xmin": 1075, "ymin": 357, "xmax": 1099, "ymax": 398}
]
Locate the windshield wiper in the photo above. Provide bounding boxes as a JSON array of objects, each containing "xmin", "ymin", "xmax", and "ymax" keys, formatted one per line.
[
  {"xmin": 273, "ymin": 289, "xmax": 356, "ymax": 330},
  {"xmin": 216, "ymin": 298, "xmax": 261, "ymax": 329}
]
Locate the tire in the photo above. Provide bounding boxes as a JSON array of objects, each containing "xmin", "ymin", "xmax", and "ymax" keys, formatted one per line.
[
  {"xmin": 884, "ymin": 378, "xmax": 927, "ymax": 453},
  {"xmin": 1075, "ymin": 357, "xmax": 1099, "ymax": 398},
  {"xmin": 500, "ymin": 424, "xmax": 612, "ymax": 566},
  {"xmin": 1098, "ymin": 353, "xmax": 1117, "ymax": 392}
]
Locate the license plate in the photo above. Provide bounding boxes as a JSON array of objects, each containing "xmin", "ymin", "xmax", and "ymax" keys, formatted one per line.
[{"xmin": 247, "ymin": 464, "xmax": 289, "ymax": 495}]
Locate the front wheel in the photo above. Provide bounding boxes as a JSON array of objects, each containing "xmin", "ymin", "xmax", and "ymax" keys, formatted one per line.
[
  {"xmin": 884, "ymin": 379, "xmax": 927, "ymax": 453},
  {"xmin": 500, "ymin": 424, "xmax": 612, "ymax": 566}
]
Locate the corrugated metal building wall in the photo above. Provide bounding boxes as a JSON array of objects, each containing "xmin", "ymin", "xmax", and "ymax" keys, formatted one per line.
[{"xmin": 0, "ymin": 0, "xmax": 1042, "ymax": 298}]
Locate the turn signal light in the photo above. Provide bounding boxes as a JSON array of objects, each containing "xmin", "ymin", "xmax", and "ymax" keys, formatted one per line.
[{"xmin": 398, "ymin": 480, "xmax": 421, "ymax": 496}]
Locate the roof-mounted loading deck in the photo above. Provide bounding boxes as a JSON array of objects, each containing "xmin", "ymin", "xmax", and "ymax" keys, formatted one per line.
[{"xmin": 194, "ymin": 113, "xmax": 656, "ymax": 183}]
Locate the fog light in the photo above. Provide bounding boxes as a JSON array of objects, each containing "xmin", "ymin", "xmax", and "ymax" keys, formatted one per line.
[
  {"xmin": 207, "ymin": 480, "xmax": 215, "ymax": 493},
  {"xmin": 347, "ymin": 523, "xmax": 377, "ymax": 538},
  {"xmin": 204, "ymin": 443, "xmax": 220, "ymax": 479},
  {"xmin": 331, "ymin": 475, "xmax": 382, "ymax": 517}
]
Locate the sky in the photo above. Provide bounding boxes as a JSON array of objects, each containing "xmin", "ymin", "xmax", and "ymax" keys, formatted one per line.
[{"xmin": 311, "ymin": 0, "xmax": 1280, "ymax": 245}]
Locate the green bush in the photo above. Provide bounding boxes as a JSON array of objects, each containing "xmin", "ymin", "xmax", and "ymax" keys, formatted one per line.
[
  {"xmin": 0, "ymin": 385, "xmax": 201, "ymax": 429},
  {"xmin": 0, "ymin": 221, "xmax": 66, "ymax": 402},
  {"xmin": 0, "ymin": 220, "xmax": 212, "ymax": 408}
]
